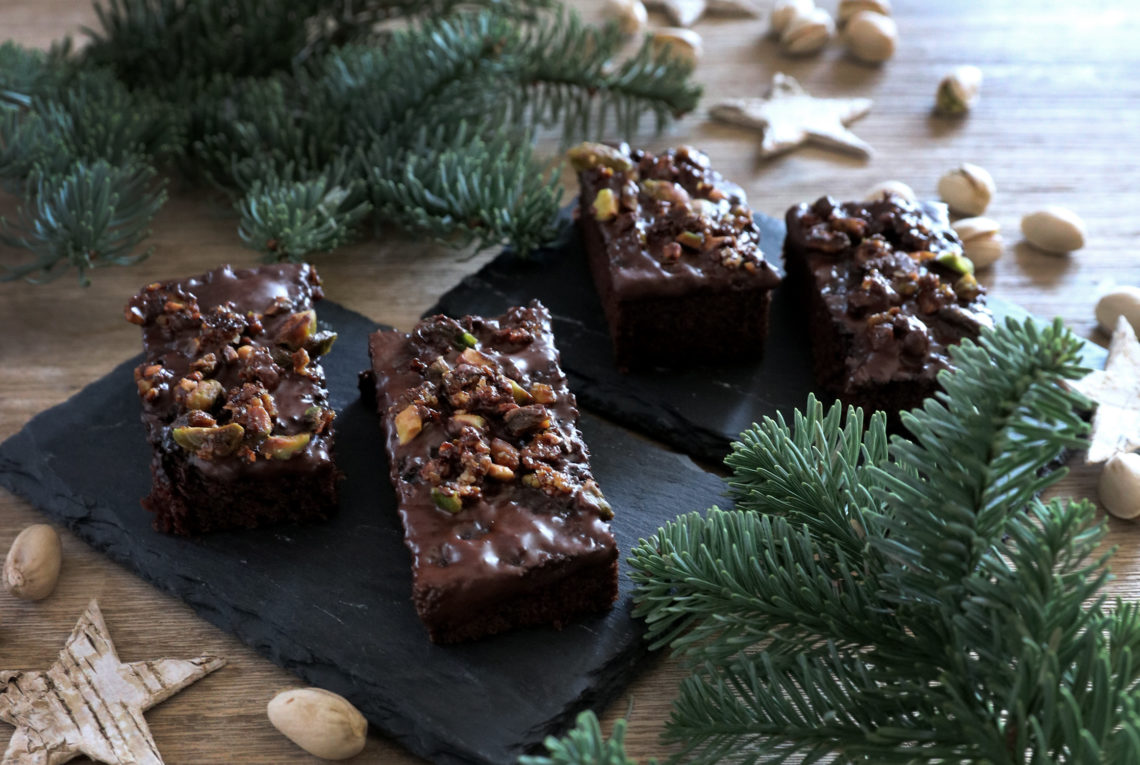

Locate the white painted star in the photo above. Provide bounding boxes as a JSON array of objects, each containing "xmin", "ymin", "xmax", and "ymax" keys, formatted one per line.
[
  {"xmin": 709, "ymin": 73, "xmax": 875, "ymax": 159},
  {"xmin": 0, "ymin": 600, "xmax": 225, "ymax": 765},
  {"xmin": 1073, "ymin": 316, "xmax": 1140, "ymax": 463}
]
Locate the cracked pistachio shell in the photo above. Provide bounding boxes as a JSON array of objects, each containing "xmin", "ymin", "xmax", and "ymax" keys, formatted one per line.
[
  {"xmin": 1098, "ymin": 452, "xmax": 1140, "ymax": 520},
  {"xmin": 1095, "ymin": 287, "xmax": 1140, "ymax": 335},
  {"xmin": 651, "ymin": 28, "xmax": 703, "ymax": 65},
  {"xmin": 838, "ymin": 0, "xmax": 891, "ymax": 25},
  {"xmin": 603, "ymin": 0, "xmax": 648, "ymax": 36},
  {"xmin": 1020, "ymin": 205, "xmax": 1086, "ymax": 254},
  {"xmin": 781, "ymin": 7, "xmax": 834, "ymax": 55},
  {"xmin": 951, "ymin": 217, "xmax": 1003, "ymax": 269},
  {"xmin": 863, "ymin": 180, "xmax": 916, "ymax": 203},
  {"xmin": 4, "ymin": 524, "xmax": 62, "ymax": 601},
  {"xmin": 268, "ymin": 688, "xmax": 367, "ymax": 760},
  {"xmin": 769, "ymin": 0, "xmax": 814, "ymax": 37},
  {"xmin": 936, "ymin": 65, "xmax": 983, "ymax": 115},
  {"xmin": 843, "ymin": 10, "xmax": 897, "ymax": 63},
  {"xmin": 937, "ymin": 163, "xmax": 994, "ymax": 216}
]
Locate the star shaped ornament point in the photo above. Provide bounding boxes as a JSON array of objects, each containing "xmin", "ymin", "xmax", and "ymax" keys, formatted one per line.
[
  {"xmin": 1073, "ymin": 316, "xmax": 1140, "ymax": 464},
  {"xmin": 709, "ymin": 73, "xmax": 874, "ymax": 159},
  {"xmin": 0, "ymin": 600, "xmax": 225, "ymax": 765}
]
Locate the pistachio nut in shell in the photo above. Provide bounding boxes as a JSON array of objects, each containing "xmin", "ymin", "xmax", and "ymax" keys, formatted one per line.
[
  {"xmin": 951, "ymin": 216, "xmax": 1003, "ymax": 270},
  {"xmin": 4, "ymin": 524, "xmax": 63, "ymax": 601},
  {"xmin": 937, "ymin": 163, "xmax": 994, "ymax": 216},
  {"xmin": 651, "ymin": 28, "xmax": 703, "ymax": 66},
  {"xmin": 1098, "ymin": 452, "xmax": 1140, "ymax": 520},
  {"xmin": 780, "ymin": 7, "xmax": 834, "ymax": 55},
  {"xmin": 603, "ymin": 0, "xmax": 648, "ymax": 36},
  {"xmin": 267, "ymin": 687, "xmax": 367, "ymax": 760},
  {"xmin": 769, "ymin": 0, "xmax": 813, "ymax": 37},
  {"xmin": 936, "ymin": 65, "xmax": 983, "ymax": 115},
  {"xmin": 1020, "ymin": 205, "xmax": 1086, "ymax": 254},
  {"xmin": 864, "ymin": 180, "xmax": 916, "ymax": 203},
  {"xmin": 1095, "ymin": 286, "xmax": 1140, "ymax": 335},
  {"xmin": 843, "ymin": 10, "xmax": 897, "ymax": 64},
  {"xmin": 838, "ymin": 0, "xmax": 890, "ymax": 25}
]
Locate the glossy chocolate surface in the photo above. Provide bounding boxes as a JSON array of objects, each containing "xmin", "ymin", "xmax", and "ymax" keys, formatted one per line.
[
  {"xmin": 785, "ymin": 196, "xmax": 994, "ymax": 386},
  {"xmin": 125, "ymin": 263, "xmax": 335, "ymax": 478},
  {"xmin": 573, "ymin": 143, "xmax": 781, "ymax": 299},
  {"xmin": 368, "ymin": 302, "xmax": 616, "ymax": 630}
]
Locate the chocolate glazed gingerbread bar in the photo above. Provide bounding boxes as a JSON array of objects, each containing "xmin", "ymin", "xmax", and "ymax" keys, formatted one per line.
[
  {"xmin": 570, "ymin": 142, "xmax": 782, "ymax": 368},
  {"xmin": 125, "ymin": 264, "xmax": 338, "ymax": 535},
  {"xmin": 783, "ymin": 195, "xmax": 995, "ymax": 416},
  {"xmin": 364, "ymin": 301, "xmax": 618, "ymax": 643}
]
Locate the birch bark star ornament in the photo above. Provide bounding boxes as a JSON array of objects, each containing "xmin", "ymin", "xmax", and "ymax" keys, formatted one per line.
[
  {"xmin": 0, "ymin": 600, "xmax": 225, "ymax": 765},
  {"xmin": 709, "ymin": 73, "xmax": 874, "ymax": 159},
  {"xmin": 1073, "ymin": 315, "xmax": 1140, "ymax": 463}
]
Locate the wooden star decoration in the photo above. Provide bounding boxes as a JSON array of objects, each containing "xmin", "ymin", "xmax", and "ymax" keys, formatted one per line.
[
  {"xmin": 0, "ymin": 600, "xmax": 225, "ymax": 765},
  {"xmin": 708, "ymin": 73, "xmax": 875, "ymax": 159},
  {"xmin": 645, "ymin": 0, "xmax": 761, "ymax": 27},
  {"xmin": 1072, "ymin": 316, "xmax": 1140, "ymax": 464}
]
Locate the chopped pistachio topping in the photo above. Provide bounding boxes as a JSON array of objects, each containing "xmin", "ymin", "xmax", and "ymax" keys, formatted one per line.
[
  {"xmin": 459, "ymin": 347, "xmax": 492, "ymax": 367},
  {"xmin": 185, "ymin": 379, "xmax": 224, "ymax": 411},
  {"xmin": 276, "ymin": 310, "xmax": 317, "ymax": 350},
  {"xmin": 306, "ymin": 330, "xmax": 337, "ymax": 357},
  {"xmin": 676, "ymin": 230, "xmax": 705, "ymax": 250},
  {"xmin": 172, "ymin": 422, "xmax": 244, "ymax": 457},
  {"xmin": 262, "ymin": 432, "xmax": 311, "ymax": 460},
  {"xmin": 592, "ymin": 188, "xmax": 618, "ymax": 221},
  {"xmin": 451, "ymin": 413, "xmax": 486, "ymax": 430},
  {"xmin": 640, "ymin": 179, "xmax": 692, "ymax": 206},
  {"xmin": 566, "ymin": 142, "xmax": 634, "ymax": 173},
  {"xmin": 936, "ymin": 250, "xmax": 975, "ymax": 275},
  {"xmin": 509, "ymin": 378, "xmax": 533, "ymax": 404},
  {"xmin": 431, "ymin": 487, "xmax": 463, "ymax": 514},
  {"xmin": 395, "ymin": 405, "xmax": 424, "ymax": 444}
]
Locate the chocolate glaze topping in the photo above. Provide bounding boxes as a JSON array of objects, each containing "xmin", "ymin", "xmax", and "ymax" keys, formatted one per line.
[
  {"xmin": 786, "ymin": 195, "xmax": 994, "ymax": 386},
  {"xmin": 368, "ymin": 302, "xmax": 616, "ymax": 627},
  {"xmin": 125, "ymin": 263, "xmax": 336, "ymax": 478},
  {"xmin": 570, "ymin": 142, "xmax": 782, "ymax": 299}
]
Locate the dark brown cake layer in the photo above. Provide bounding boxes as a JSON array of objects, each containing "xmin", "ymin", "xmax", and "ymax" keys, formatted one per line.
[
  {"xmin": 570, "ymin": 142, "xmax": 781, "ymax": 368},
  {"xmin": 125, "ymin": 263, "xmax": 338, "ymax": 534},
  {"xmin": 783, "ymin": 195, "xmax": 994, "ymax": 415},
  {"xmin": 366, "ymin": 301, "xmax": 618, "ymax": 643}
]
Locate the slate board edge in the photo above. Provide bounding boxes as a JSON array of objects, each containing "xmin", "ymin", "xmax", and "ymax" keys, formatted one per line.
[{"xmin": 0, "ymin": 305, "xmax": 665, "ymax": 765}]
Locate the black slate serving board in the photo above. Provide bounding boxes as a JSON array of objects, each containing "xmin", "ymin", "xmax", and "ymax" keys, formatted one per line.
[
  {"xmin": 0, "ymin": 300, "xmax": 728, "ymax": 765},
  {"xmin": 430, "ymin": 209, "xmax": 1110, "ymax": 464}
]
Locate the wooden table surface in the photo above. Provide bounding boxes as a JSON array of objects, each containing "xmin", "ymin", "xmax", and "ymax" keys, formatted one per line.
[{"xmin": 3, "ymin": 1, "xmax": 1139, "ymax": 762}]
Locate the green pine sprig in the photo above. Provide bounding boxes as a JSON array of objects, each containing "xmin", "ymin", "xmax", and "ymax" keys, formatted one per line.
[
  {"xmin": 1, "ymin": 2, "xmax": 699, "ymax": 283},
  {"xmin": 1, "ymin": 158, "xmax": 166, "ymax": 285},
  {"xmin": 521, "ymin": 711, "xmax": 651, "ymax": 765},
  {"xmin": 608, "ymin": 317, "xmax": 1135, "ymax": 764},
  {"xmin": 238, "ymin": 167, "xmax": 372, "ymax": 262}
]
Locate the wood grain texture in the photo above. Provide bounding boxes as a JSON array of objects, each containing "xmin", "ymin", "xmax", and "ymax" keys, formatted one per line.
[{"xmin": 2, "ymin": 1, "xmax": 1140, "ymax": 762}]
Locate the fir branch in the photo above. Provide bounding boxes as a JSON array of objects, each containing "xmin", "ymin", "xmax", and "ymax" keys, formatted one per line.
[
  {"xmin": 365, "ymin": 123, "xmax": 562, "ymax": 256},
  {"xmin": 1, "ymin": 159, "xmax": 166, "ymax": 285},
  {"xmin": 629, "ymin": 319, "xmax": 1137, "ymax": 764},
  {"xmin": 82, "ymin": 0, "xmax": 321, "ymax": 90},
  {"xmin": 238, "ymin": 168, "xmax": 372, "ymax": 261},
  {"xmin": 519, "ymin": 711, "xmax": 649, "ymax": 765},
  {"xmin": 4, "ymin": 1, "xmax": 701, "ymax": 278},
  {"xmin": 509, "ymin": 17, "xmax": 702, "ymax": 141}
]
